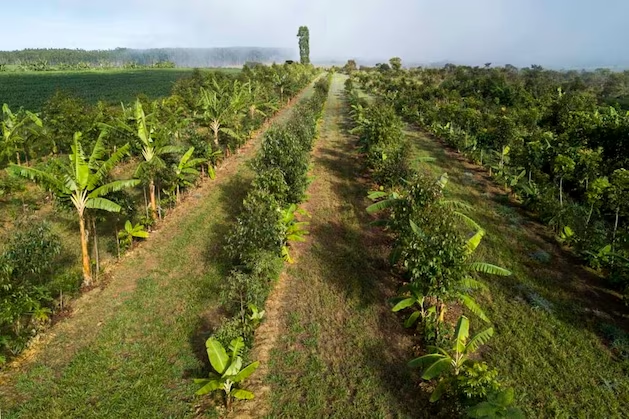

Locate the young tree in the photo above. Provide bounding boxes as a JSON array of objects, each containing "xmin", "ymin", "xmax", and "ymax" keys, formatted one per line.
[
  {"xmin": 297, "ymin": 26, "xmax": 310, "ymax": 65},
  {"xmin": 173, "ymin": 147, "xmax": 204, "ymax": 202},
  {"xmin": 553, "ymin": 154, "xmax": 576, "ymax": 207},
  {"xmin": 8, "ymin": 133, "xmax": 139, "ymax": 286},
  {"xmin": 389, "ymin": 57, "xmax": 402, "ymax": 71},
  {"xmin": 110, "ymin": 100, "xmax": 180, "ymax": 219},
  {"xmin": 1, "ymin": 104, "xmax": 42, "ymax": 166}
]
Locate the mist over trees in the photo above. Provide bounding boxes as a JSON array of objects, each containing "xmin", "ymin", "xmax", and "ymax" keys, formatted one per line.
[{"xmin": 0, "ymin": 47, "xmax": 294, "ymax": 68}]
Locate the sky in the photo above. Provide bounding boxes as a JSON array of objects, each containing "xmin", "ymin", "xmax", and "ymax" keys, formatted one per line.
[{"xmin": 2, "ymin": 0, "xmax": 628, "ymax": 68}]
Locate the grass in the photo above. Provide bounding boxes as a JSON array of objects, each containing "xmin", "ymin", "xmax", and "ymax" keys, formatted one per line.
[
  {"xmin": 263, "ymin": 74, "xmax": 435, "ymax": 418},
  {"xmin": 406, "ymin": 130, "xmax": 629, "ymax": 418},
  {"xmin": 0, "ymin": 68, "xmax": 240, "ymax": 111},
  {"xmin": 0, "ymin": 82, "xmax": 312, "ymax": 419}
]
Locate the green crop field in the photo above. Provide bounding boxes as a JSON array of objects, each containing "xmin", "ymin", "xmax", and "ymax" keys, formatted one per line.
[{"xmin": 0, "ymin": 68, "xmax": 240, "ymax": 111}]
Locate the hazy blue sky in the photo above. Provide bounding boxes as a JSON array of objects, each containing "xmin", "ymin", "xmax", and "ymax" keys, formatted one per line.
[{"xmin": 2, "ymin": 0, "xmax": 627, "ymax": 67}]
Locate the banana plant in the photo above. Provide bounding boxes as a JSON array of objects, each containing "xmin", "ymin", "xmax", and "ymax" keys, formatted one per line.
[
  {"xmin": 8, "ymin": 132, "xmax": 139, "ymax": 286},
  {"xmin": 408, "ymin": 315, "xmax": 494, "ymax": 402},
  {"xmin": 106, "ymin": 99, "xmax": 181, "ymax": 219},
  {"xmin": 391, "ymin": 282, "xmax": 437, "ymax": 328},
  {"xmin": 194, "ymin": 337, "xmax": 260, "ymax": 410},
  {"xmin": 1, "ymin": 103, "xmax": 42, "ymax": 165},
  {"xmin": 248, "ymin": 303, "xmax": 266, "ymax": 327},
  {"xmin": 280, "ymin": 204, "xmax": 310, "ymax": 263},
  {"xmin": 173, "ymin": 146, "xmax": 204, "ymax": 202},
  {"xmin": 118, "ymin": 220, "xmax": 149, "ymax": 252},
  {"xmin": 197, "ymin": 80, "xmax": 247, "ymax": 150}
]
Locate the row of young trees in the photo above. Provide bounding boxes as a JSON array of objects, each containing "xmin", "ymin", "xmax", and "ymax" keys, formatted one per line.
[
  {"xmin": 353, "ymin": 62, "xmax": 629, "ymax": 301},
  {"xmin": 345, "ymin": 79, "xmax": 523, "ymax": 418},
  {"xmin": 0, "ymin": 62, "xmax": 318, "ymax": 365},
  {"xmin": 193, "ymin": 75, "xmax": 332, "ymax": 409}
]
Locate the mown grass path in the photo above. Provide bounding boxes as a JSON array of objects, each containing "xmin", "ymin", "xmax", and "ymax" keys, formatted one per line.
[
  {"xmin": 253, "ymin": 74, "xmax": 429, "ymax": 418},
  {"xmin": 406, "ymin": 129, "xmax": 629, "ymax": 418},
  {"xmin": 0, "ymin": 84, "xmax": 314, "ymax": 419}
]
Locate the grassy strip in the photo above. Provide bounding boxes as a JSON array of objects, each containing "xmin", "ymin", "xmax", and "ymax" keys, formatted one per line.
[{"xmin": 264, "ymin": 74, "xmax": 430, "ymax": 418}]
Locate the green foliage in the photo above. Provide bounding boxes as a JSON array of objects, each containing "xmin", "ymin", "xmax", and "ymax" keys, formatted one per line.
[
  {"xmin": 280, "ymin": 204, "xmax": 310, "ymax": 263},
  {"xmin": 467, "ymin": 388, "xmax": 526, "ymax": 419},
  {"xmin": 194, "ymin": 337, "xmax": 259, "ymax": 409},
  {"xmin": 408, "ymin": 316, "xmax": 494, "ymax": 402},
  {"xmin": 0, "ymin": 222, "xmax": 64, "ymax": 361},
  {"xmin": 296, "ymin": 26, "xmax": 311, "ymax": 65},
  {"xmin": 118, "ymin": 220, "xmax": 149, "ymax": 251}
]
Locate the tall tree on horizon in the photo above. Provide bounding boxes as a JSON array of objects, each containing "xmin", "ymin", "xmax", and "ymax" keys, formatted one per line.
[{"xmin": 297, "ymin": 26, "xmax": 310, "ymax": 65}]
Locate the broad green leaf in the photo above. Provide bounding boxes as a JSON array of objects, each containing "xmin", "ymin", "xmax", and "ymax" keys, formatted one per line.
[
  {"xmin": 454, "ymin": 316, "xmax": 470, "ymax": 353},
  {"xmin": 422, "ymin": 358, "xmax": 453, "ymax": 380},
  {"xmin": 206, "ymin": 338, "xmax": 229, "ymax": 374},
  {"xmin": 467, "ymin": 262, "xmax": 511, "ymax": 276},
  {"xmin": 408, "ymin": 353, "xmax": 446, "ymax": 369},
  {"xmin": 466, "ymin": 229, "xmax": 486, "ymax": 255},
  {"xmin": 223, "ymin": 357, "xmax": 242, "ymax": 377},
  {"xmin": 409, "ymin": 219, "xmax": 423, "ymax": 237},
  {"xmin": 392, "ymin": 297, "xmax": 416, "ymax": 312},
  {"xmin": 429, "ymin": 378, "xmax": 450, "ymax": 403},
  {"xmin": 231, "ymin": 389, "xmax": 255, "ymax": 400},
  {"xmin": 366, "ymin": 199, "xmax": 396, "ymax": 214},
  {"xmin": 194, "ymin": 378, "xmax": 221, "ymax": 395},
  {"xmin": 232, "ymin": 361, "xmax": 260, "ymax": 382},
  {"xmin": 85, "ymin": 198, "xmax": 121, "ymax": 213},
  {"xmin": 460, "ymin": 294, "xmax": 490, "ymax": 323},
  {"xmin": 466, "ymin": 327, "xmax": 494, "ymax": 354},
  {"xmin": 404, "ymin": 310, "xmax": 421, "ymax": 328}
]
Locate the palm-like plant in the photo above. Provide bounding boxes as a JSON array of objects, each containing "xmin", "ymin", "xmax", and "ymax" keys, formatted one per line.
[
  {"xmin": 173, "ymin": 146, "xmax": 204, "ymax": 202},
  {"xmin": 118, "ymin": 220, "xmax": 149, "ymax": 252},
  {"xmin": 197, "ymin": 81, "xmax": 247, "ymax": 150},
  {"xmin": 109, "ymin": 100, "xmax": 180, "ymax": 218},
  {"xmin": 408, "ymin": 315, "xmax": 494, "ymax": 402},
  {"xmin": 8, "ymin": 132, "xmax": 139, "ymax": 286},
  {"xmin": 1, "ymin": 104, "xmax": 42, "ymax": 165},
  {"xmin": 194, "ymin": 337, "xmax": 259, "ymax": 410}
]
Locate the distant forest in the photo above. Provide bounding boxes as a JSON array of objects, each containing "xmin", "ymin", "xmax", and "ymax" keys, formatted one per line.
[{"xmin": 0, "ymin": 47, "xmax": 294, "ymax": 67}]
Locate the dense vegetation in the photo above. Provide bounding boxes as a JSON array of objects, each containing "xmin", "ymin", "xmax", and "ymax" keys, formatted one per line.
[
  {"xmin": 0, "ymin": 47, "xmax": 292, "ymax": 69},
  {"xmin": 193, "ymin": 74, "xmax": 331, "ymax": 408},
  {"xmin": 0, "ymin": 62, "xmax": 317, "ymax": 365},
  {"xmin": 354, "ymin": 62, "xmax": 629, "ymax": 302},
  {"xmin": 345, "ymin": 80, "xmax": 523, "ymax": 417}
]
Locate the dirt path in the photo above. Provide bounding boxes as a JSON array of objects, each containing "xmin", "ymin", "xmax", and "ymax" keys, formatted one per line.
[
  {"xmin": 236, "ymin": 74, "xmax": 430, "ymax": 419},
  {"xmin": 0, "ymin": 84, "xmax": 314, "ymax": 419}
]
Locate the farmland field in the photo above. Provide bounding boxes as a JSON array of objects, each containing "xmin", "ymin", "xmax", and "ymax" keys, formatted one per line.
[{"xmin": 0, "ymin": 68, "xmax": 239, "ymax": 110}]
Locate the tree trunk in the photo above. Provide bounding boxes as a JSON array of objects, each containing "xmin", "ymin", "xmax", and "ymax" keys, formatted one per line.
[
  {"xmin": 528, "ymin": 169, "xmax": 532, "ymax": 186},
  {"xmin": 176, "ymin": 185, "xmax": 180, "ymax": 203},
  {"xmin": 559, "ymin": 177, "xmax": 563, "ymax": 207},
  {"xmin": 612, "ymin": 207, "xmax": 620, "ymax": 269},
  {"xmin": 78, "ymin": 213, "xmax": 92, "ymax": 287},
  {"xmin": 115, "ymin": 221, "xmax": 121, "ymax": 260},
  {"xmin": 92, "ymin": 217, "xmax": 100, "ymax": 281},
  {"xmin": 586, "ymin": 203, "xmax": 594, "ymax": 227},
  {"xmin": 149, "ymin": 178, "xmax": 157, "ymax": 219},
  {"xmin": 157, "ymin": 186, "xmax": 162, "ymax": 220},
  {"xmin": 16, "ymin": 151, "xmax": 21, "ymax": 166}
]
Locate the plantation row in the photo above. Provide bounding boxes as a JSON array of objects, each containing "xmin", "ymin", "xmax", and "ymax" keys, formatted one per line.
[
  {"xmin": 345, "ymin": 79, "xmax": 524, "ymax": 417},
  {"xmin": 353, "ymin": 64, "xmax": 629, "ymax": 302},
  {"xmin": 0, "ymin": 62, "xmax": 318, "ymax": 365},
  {"xmin": 193, "ymin": 74, "xmax": 332, "ymax": 408}
]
